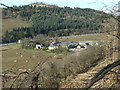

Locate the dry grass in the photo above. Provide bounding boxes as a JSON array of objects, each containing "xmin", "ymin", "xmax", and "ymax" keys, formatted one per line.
[
  {"xmin": 58, "ymin": 34, "xmax": 107, "ymax": 42},
  {"xmin": 2, "ymin": 34, "xmax": 107, "ymax": 73},
  {"xmin": 2, "ymin": 18, "xmax": 31, "ymax": 35},
  {"xmin": 2, "ymin": 44, "xmax": 54, "ymax": 73},
  {"xmin": 1, "ymin": 34, "xmax": 111, "ymax": 88}
]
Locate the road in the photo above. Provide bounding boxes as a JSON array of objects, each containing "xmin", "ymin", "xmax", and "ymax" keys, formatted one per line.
[
  {"xmin": 50, "ymin": 33, "xmax": 102, "ymax": 39},
  {"xmin": 1, "ymin": 33, "xmax": 102, "ymax": 46},
  {"xmin": 0, "ymin": 42, "xmax": 17, "ymax": 46}
]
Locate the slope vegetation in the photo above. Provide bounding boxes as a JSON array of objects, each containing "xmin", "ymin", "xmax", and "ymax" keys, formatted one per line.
[
  {"xmin": 2, "ymin": 18, "xmax": 31, "ymax": 34},
  {"xmin": 2, "ymin": 4, "xmax": 110, "ymax": 43}
]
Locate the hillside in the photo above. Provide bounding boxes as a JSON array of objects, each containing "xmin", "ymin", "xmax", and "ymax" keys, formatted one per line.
[
  {"xmin": 2, "ymin": 3, "xmax": 110, "ymax": 43},
  {"xmin": 61, "ymin": 51, "xmax": 120, "ymax": 88},
  {"xmin": 1, "ymin": 2, "xmax": 119, "ymax": 89},
  {"xmin": 2, "ymin": 18, "xmax": 31, "ymax": 34}
]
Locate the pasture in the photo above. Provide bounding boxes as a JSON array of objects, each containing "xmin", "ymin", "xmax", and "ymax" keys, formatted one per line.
[
  {"xmin": 58, "ymin": 33, "xmax": 107, "ymax": 43},
  {"xmin": 2, "ymin": 44, "xmax": 55, "ymax": 73},
  {"xmin": 1, "ymin": 34, "xmax": 107, "ymax": 88},
  {"xmin": 2, "ymin": 34, "xmax": 107, "ymax": 73}
]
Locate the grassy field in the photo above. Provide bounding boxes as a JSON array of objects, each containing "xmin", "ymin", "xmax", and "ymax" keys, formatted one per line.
[
  {"xmin": 2, "ymin": 34, "xmax": 107, "ymax": 72},
  {"xmin": 2, "ymin": 18, "xmax": 31, "ymax": 35},
  {"xmin": 2, "ymin": 34, "xmax": 109, "ymax": 73},
  {"xmin": 1, "ymin": 34, "xmax": 111, "ymax": 88},
  {"xmin": 2, "ymin": 44, "xmax": 56, "ymax": 73},
  {"xmin": 58, "ymin": 34, "xmax": 107, "ymax": 43}
]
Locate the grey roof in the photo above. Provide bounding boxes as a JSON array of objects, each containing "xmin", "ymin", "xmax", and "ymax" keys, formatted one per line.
[
  {"xmin": 79, "ymin": 41, "xmax": 98, "ymax": 43},
  {"xmin": 60, "ymin": 41, "xmax": 71, "ymax": 46},
  {"xmin": 68, "ymin": 42, "xmax": 78, "ymax": 46}
]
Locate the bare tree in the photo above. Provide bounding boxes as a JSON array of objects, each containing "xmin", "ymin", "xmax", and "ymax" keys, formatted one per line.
[
  {"xmin": 1, "ymin": 1, "xmax": 120, "ymax": 89},
  {"xmin": 87, "ymin": 2, "xmax": 120, "ymax": 89}
]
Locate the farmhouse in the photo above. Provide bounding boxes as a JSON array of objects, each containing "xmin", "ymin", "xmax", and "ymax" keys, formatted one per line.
[
  {"xmin": 79, "ymin": 41, "xmax": 98, "ymax": 46},
  {"xmin": 36, "ymin": 44, "xmax": 44, "ymax": 49},
  {"xmin": 79, "ymin": 41, "xmax": 87, "ymax": 46},
  {"xmin": 18, "ymin": 40, "xmax": 21, "ymax": 44},
  {"xmin": 69, "ymin": 44, "xmax": 86, "ymax": 51},
  {"xmin": 68, "ymin": 42, "xmax": 78, "ymax": 49},
  {"xmin": 48, "ymin": 41, "xmax": 71, "ymax": 50},
  {"xmin": 48, "ymin": 42, "xmax": 59, "ymax": 50},
  {"xmin": 85, "ymin": 41, "xmax": 99, "ymax": 46},
  {"xmin": 47, "ymin": 40, "xmax": 99, "ymax": 51},
  {"xmin": 77, "ymin": 45, "xmax": 86, "ymax": 49}
]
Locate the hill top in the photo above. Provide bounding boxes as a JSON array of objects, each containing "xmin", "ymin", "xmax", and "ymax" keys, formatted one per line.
[{"xmin": 28, "ymin": 2, "xmax": 57, "ymax": 7}]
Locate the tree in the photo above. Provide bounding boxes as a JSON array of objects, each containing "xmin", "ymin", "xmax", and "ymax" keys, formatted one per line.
[
  {"xmin": 87, "ymin": 2, "xmax": 120, "ymax": 89},
  {"xmin": 33, "ymin": 34, "xmax": 49, "ymax": 44}
]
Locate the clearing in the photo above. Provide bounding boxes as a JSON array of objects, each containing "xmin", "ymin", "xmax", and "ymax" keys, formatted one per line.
[{"xmin": 2, "ymin": 18, "xmax": 31, "ymax": 35}]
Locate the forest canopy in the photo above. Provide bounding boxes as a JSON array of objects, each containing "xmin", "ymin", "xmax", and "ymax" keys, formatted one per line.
[{"xmin": 2, "ymin": 4, "xmax": 110, "ymax": 43}]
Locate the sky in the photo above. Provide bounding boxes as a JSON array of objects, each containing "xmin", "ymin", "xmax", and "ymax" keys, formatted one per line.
[{"xmin": 0, "ymin": 0, "xmax": 119, "ymax": 11}]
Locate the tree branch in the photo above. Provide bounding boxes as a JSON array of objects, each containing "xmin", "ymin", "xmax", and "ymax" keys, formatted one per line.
[
  {"xmin": 0, "ymin": 3, "xmax": 19, "ymax": 11},
  {"xmin": 10, "ymin": 71, "xmax": 29, "ymax": 88},
  {"xmin": 87, "ymin": 60, "xmax": 120, "ymax": 89}
]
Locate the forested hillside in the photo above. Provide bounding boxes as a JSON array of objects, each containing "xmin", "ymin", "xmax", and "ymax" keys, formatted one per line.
[{"xmin": 2, "ymin": 3, "xmax": 110, "ymax": 43}]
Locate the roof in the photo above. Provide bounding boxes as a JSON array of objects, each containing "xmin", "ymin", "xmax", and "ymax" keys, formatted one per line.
[
  {"xmin": 68, "ymin": 42, "xmax": 78, "ymax": 46},
  {"xmin": 50, "ymin": 41, "xmax": 72, "ymax": 47},
  {"xmin": 79, "ymin": 41, "xmax": 98, "ymax": 43},
  {"xmin": 60, "ymin": 41, "xmax": 70, "ymax": 46}
]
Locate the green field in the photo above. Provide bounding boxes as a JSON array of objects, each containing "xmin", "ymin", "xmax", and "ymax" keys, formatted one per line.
[{"xmin": 2, "ymin": 18, "xmax": 31, "ymax": 35}]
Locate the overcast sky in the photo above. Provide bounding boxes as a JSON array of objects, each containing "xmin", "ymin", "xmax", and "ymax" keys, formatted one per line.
[{"xmin": 1, "ymin": 0, "xmax": 119, "ymax": 11}]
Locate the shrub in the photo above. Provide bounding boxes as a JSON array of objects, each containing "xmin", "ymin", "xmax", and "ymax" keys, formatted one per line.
[
  {"xmin": 66, "ymin": 45, "xmax": 105, "ymax": 74},
  {"xmin": 22, "ymin": 45, "xmax": 34, "ymax": 49}
]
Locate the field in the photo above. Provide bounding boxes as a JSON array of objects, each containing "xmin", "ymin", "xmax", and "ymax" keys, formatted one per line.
[
  {"xmin": 58, "ymin": 34, "xmax": 107, "ymax": 42},
  {"xmin": 2, "ymin": 34, "xmax": 107, "ymax": 73},
  {"xmin": 2, "ymin": 44, "xmax": 56, "ymax": 73},
  {"xmin": 58, "ymin": 33, "xmax": 109, "ymax": 52},
  {"xmin": 2, "ymin": 18, "xmax": 31, "ymax": 35},
  {"xmin": 1, "ymin": 34, "xmax": 109, "ymax": 88}
]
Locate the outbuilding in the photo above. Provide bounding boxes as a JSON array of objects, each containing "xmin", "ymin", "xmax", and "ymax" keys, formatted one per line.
[{"xmin": 36, "ymin": 44, "xmax": 44, "ymax": 49}]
